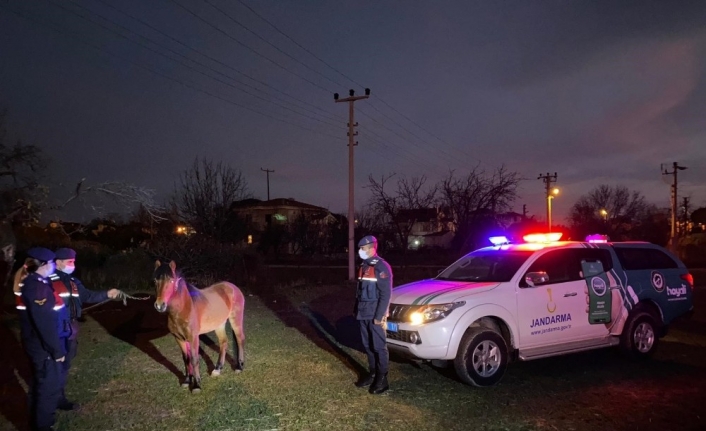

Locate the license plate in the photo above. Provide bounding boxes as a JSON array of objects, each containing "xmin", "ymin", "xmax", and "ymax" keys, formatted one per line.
[{"xmin": 386, "ymin": 322, "xmax": 398, "ymax": 332}]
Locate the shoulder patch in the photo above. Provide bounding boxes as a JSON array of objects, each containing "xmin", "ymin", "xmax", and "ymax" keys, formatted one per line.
[
  {"xmin": 379, "ymin": 271, "xmax": 388, "ymax": 279},
  {"xmin": 34, "ymin": 298, "xmax": 47, "ymax": 306}
]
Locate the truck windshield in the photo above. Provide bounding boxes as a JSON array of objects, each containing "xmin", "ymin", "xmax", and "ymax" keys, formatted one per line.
[{"xmin": 437, "ymin": 250, "xmax": 534, "ymax": 282}]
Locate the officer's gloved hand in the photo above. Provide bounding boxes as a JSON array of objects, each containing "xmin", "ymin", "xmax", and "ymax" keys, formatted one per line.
[{"xmin": 108, "ymin": 289, "xmax": 128, "ymax": 305}]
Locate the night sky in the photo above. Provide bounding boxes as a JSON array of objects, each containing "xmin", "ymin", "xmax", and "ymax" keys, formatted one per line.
[{"xmin": 1, "ymin": 0, "xmax": 705, "ymax": 223}]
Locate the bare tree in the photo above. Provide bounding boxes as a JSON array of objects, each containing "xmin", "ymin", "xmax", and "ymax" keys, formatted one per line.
[
  {"xmin": 438, "ymin": 166, "xmax": 521, "ymax": 252},
  {"xmin": 366, "ymin": 174, "xmax": 437, "ymax": 250},
  {"xmin": 172, "ymin": 157, "xmax": 251, "ymax": 241},
  {"xmin": 1, "ymin": 110, "xmax": 47, "ymax": 225},
  {"xmin": 568, "ymin": 184, "xmax": 666, "ymax": 242}
]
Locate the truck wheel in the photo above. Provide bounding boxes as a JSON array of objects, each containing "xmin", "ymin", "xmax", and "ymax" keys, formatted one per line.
[
  {"xmin": 620, "ymin": 310, "xmax": 659, "ymax": 360},
  {"xmin": 454, "ymin": 328, "xmax": 508, "ymax": 387}
]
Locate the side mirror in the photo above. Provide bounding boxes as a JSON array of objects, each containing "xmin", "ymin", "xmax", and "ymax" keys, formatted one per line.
[{"xmin": 525, "ymin": 271, "xmax": 549, "ymax": 287}]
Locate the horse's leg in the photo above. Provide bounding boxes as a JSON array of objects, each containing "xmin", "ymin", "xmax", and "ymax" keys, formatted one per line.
[
  {"xmin": 211, "ymin": 326, "xmax": 228, "ymax": 377},
  {"xmin": 176, "ymin": 338, "xmax": 191, "ymax": 388},
  {"xmin": 228, "ymin": 306, "xmax": 246, "ymax": 372},
  {"xmin": 190, "ymin": 335, "xmax": 202, "ymax": 393}
]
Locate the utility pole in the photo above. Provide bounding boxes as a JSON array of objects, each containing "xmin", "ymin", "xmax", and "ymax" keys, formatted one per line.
[
  {"xmin": 682, "ymin": 196, "xmax": 690, "ymax": 236},
  {"xmin": 522, "ymin": 204, "xmax": 527, "ymax": 218},
  {"xmin": 335, "ymin": 88, "xmax": 370, "ymax": 281},
  {"xmin": 261, "ymin": 168, "xmax": 274, "ymax": 201},
  {"xmin": 538, "ymin": 172, "xmax": 558, "ymax": 231},
  {"xmin": 662, "ymin": 162, "xmax": 687, "ymax": 251}
]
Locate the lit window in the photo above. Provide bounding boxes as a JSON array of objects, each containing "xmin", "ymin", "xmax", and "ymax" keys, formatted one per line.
[{"xmin": 247, "ymin": 235, "xmax": 253, "ymax": 244}]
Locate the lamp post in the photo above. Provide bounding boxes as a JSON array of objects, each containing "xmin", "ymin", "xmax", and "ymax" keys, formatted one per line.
[{"xmin": 547, "ymin": 187, "xmax": 559, "ymax": 231}]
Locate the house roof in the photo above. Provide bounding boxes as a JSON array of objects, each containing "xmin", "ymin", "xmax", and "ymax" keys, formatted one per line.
[{"xmin": 231, "ymin": 198, "xmax": 328, "ymax": 212}]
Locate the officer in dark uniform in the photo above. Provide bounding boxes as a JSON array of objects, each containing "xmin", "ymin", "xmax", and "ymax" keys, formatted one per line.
[
  {"xmin": 354, "ymin": 235, "xmax": 393, "ymax": 394},
  {"xmin": 53, "ymin": 247, "xmax": 121, "ymax": 410},
  {"xmin": 17, "ymin": 247, "xmax": 69, "ymax": 431}
]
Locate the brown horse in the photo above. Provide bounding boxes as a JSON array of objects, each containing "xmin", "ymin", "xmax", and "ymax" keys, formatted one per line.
[{"xmin": 153, "ymin": 260, "xmax": 245, "ymax": 393}]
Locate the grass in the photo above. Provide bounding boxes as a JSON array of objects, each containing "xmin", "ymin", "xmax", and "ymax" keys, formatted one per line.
[{"xmin": 1, "ymin": 281, "xmax": 706, "ymax": 431}]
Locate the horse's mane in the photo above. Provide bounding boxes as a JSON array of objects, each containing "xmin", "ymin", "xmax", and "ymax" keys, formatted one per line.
[{"xmin": 154, "ymin": 263, "xmax": 203, "ymax": 300}]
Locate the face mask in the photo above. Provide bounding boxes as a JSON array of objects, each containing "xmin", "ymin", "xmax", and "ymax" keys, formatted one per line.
[
  {"xmin": 62, "ymin": 265, "xmax": 75, "ymax": 275},
  {"xmin": 358, "ymin": 249, "xmax": 369, "ymax": 260}
]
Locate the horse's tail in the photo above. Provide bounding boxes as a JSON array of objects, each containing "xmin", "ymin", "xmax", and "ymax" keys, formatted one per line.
[
  {"xmin": 13, "ymin": 266, "xmax": 28, "ymax": 293},
  {"xmin": 227, "ymin": 283, "xmax": 246, "ymax": 370}
]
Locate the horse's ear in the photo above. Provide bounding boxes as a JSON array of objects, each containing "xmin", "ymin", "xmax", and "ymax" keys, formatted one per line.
[
  {"xmin": 169, "ymin": 260, "xmax": 177, "ymax": 272},
  {"xmin": 154, "ymin": 260, "xmax": 162, "ymax": 270}
]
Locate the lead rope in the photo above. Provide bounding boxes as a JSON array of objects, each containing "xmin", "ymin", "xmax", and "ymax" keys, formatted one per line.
[{"xmin": 82, "ymin": 291, "xmax": 151, "ymax": 313}]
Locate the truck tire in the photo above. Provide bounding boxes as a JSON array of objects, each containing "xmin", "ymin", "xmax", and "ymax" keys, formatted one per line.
[
  {"xmin": 620, "ymin": 310, "xmax": 659, "ymax": 360},
  {"xmin": 454, "ymin": 327, "xmax": 508, "ymax": 387}
]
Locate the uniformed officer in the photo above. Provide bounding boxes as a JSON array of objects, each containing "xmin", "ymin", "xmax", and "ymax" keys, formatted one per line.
[
  {"xmin": 53, "ymin": 247, "xmax": 121, "ymax": 410},
  {"xmin": 354, "ymin": 235, "xmax": 393, "ymax": 394},
  {"xmin": 17, "ymin": 247, "xmax": 68, "ymax": 431}
]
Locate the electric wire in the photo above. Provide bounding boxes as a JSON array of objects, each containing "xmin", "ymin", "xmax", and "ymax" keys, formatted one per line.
[
  {"xmin": 90, "ymin": 0, "xmax": 341, "ymax": 123},
  {"xmin": 203, "ymin": 0, "xmax": 342, "ymax": 92},
  {"xmin": 0, "ymin": 3, "xmax": 346, "ymax": 141},
  {"xmin": 166, "ymin": 0, "xmax": 334, "ymax": 96},
  {"xmin": 234, "ymin": 0, "xmax": 481, "ymax": 164},
  {"xmin": 53, "ymin": 0, "xmax": 343, "ymax": 130}
]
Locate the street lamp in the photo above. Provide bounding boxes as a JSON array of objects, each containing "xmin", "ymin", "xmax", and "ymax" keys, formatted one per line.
[
  {"xmin": 547, "ymin": 188, "xmax": 559, "ymax": 231},
  {"xmin": 600, "ymin": 209, "xmax": 608, "ymax": 221}
]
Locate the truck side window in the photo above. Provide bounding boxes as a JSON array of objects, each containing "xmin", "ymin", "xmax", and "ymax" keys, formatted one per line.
[
  {"xmin": 574, "ymin": 249, "xmax": 613, "ymax": 273},
  {"xmin": 525, "ymin": 250, "xmax": 580, "ymax": 286},
  {"xmin": 614, "ymin": 247, "xmax": 678, "ymax": 270}
]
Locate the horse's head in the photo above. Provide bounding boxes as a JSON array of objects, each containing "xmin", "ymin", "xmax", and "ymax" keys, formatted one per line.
[{"xmin": 153, "ymin": 260, "xmax": 180, "ymax": 313}]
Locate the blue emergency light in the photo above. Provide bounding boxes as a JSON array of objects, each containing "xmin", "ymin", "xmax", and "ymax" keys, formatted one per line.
[{"xmin": 488, "ymin": 236, "xmax": 510, "ymax": 246}]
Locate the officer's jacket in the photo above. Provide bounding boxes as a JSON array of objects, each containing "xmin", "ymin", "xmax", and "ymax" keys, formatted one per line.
[
  {"xmin": 18, "ymin": 273, "xmax": 69, "ymax": 360},
  {"xmin": 53, "ymin": 270, "xmax": 109, "ymax": 320},
  {"xmin": 355, "ymin": 256, "xmax": 393, "ymax": 321}
]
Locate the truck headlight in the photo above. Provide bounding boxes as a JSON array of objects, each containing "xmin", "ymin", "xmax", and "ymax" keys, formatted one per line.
[{"xmin": 409, "ymin": 301, "xmax": 466, "ymax": 325}]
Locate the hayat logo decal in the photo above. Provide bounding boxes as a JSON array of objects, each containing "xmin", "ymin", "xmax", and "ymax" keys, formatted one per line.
[
  {"xmin": 591, "ymin": 277, "xmax": 607, "ymax": 296},
  {"xmin": 651, "ymin": 271, "xmax": 665, "ymax": 293},
  {"xmin": 667, "ymin": 284, "xmax": 688, "ymax": 301}
]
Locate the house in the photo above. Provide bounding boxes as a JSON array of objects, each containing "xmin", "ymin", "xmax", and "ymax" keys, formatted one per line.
[
  {"xmin": 396, "ymin": 207, "xmax": 454, "ymax": 250},
  {"xmin": 231, "ymin": 198, "xmax": 340, "ymax": 253}
]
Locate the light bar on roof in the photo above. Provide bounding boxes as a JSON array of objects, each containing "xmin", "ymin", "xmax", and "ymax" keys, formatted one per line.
[
  {"xmin": 488, "ymin": 236, "xmax": 510, "ymax": 246},
  {"xmin": 586, "ymin": 234, "xmax": 609, "ymax": 243},
  {"xmin": 523, "ymin": 232, "xmax": 563, "ymax": 243}
]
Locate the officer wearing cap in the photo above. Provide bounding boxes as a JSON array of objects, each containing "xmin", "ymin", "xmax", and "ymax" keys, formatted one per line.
[
  {"xmin": 354, "ymin": 235, "xmax": 393, "ymax": 394},
  {"xmin": 52, "ymin": 247, "xmax": 121, "ymax": 410},
  {"xmin": 16, "ymin": 247, "xmax": 68, "ymax": 431}
]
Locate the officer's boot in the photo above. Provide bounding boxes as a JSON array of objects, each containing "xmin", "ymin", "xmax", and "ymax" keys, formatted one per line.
[
  {"xmin": 369, "ymin": 372, "xmax": 389, "ymax": 394},
  {"xmin": 354, "ymin": 371, "xmax": 376, "ymax": 388}
]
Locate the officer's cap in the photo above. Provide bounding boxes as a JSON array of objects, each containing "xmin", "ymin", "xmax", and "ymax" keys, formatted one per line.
[
  {"xmin": 27, "ymin": 247, "xmax": 55, "ymax": 263},
  {"xmin": 55, "ymin": 247, "xmax": 77, "ymax": 260},
  {"xmin": 358, "ymin": 235, "xmax": 378, "ymax": 247}
]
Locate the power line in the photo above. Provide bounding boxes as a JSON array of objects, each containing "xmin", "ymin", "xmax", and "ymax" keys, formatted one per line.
[
  {"xmin": 1, "ymin": 3, "xmax": 346, "ymax": 141},
  {"xmin": 203, "ymin": 0, "xmax": 342, "ymax": 91},
  {"xmin": 53, "ymin": 0, "xmax": 342, "ymax": 130},
  {"xmin": 90, "ymin": 0, "xmax": 342, "ymax": 122},
  {"xmin": 235, "ymin": 0, "xmax": 481, "ymax": 164},
  {"xmin": 372, "ymin": 97, "xmax": 481, "ymax": 163},
  {"xmin": 166, "ymin": 0, "xmax": 334, "ymax": 96},
  {"xmin": 235, "ymin": 0, "xmax": 362, "ymax": 89},
  {"xmin": 362, "ymin": 102, "xmax": 472, "ymax": 167},
  {"xmin": 357, "ymin": 109, "xmax": 460, "ymax": 170}
]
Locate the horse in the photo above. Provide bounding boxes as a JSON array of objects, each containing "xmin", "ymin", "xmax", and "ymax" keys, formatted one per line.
[{"xmin": 153, "ymin": 260, "xmax": 245, "ymax": 393}]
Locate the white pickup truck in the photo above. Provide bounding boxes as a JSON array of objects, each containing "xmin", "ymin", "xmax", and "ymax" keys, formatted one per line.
[{"xmin": 386, "ymin": 234, "xmax": 695, "ymax": 386}]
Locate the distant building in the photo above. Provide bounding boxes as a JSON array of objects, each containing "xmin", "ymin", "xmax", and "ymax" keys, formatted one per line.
[
  {"xmin": 396, "ymin": 207, "xmax": 454, "ymax": 250},
  {"xmin": 231, "ymin": 198, "xmax": 340, "ymax": 253}
]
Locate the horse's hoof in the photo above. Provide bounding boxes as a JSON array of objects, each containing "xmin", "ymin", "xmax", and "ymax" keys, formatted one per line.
[
  {"xmin": 211, "ymin": 369, "xmax": 221, "ymax": 377},
  {"xmin": 234, "ymin": 369, "xmax": 242, "ymax": 374},
  {"xmin": 181, "ymin": 383, "xmax": 190, "ymax": 389},
  {"xmin": 192, "ymin": 388, "xmax": 201, "ymax": 394}
]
